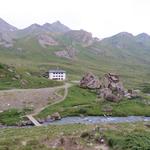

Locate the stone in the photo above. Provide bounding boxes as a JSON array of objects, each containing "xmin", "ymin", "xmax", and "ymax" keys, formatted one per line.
[
  {"xmin": 17, "ymin": 120, "xmax": 33, "ymax": 126},
  {"xmin": 51, "ymin": 112, "xmax": 61, "ymax": 120},
  {"xmin": 25, "ymin": 72, "xmax": 31, "ymax": 76},
  {"xmin": 20, "ymin": 79, "xmax": 28, "ymax": 86},
  {"xmin": 37, "ymin": 118, "xmax": 45, "ymax": 123},
  {"xmin": 99, "ymin": 73, "xmax": 125, "ymax": 102},
  {"xmin": 14, "ymin": 74, "xmax": 21, "ymax": 79},
  {"xmin": 8, "ymin": 68, "xmax": 13, "ymax": 72},
  {"xmin": 80, "ymin": 72, "xmax": 101, "ymax": 89},
  {"xmin": 124, "ymin": 89, "xmax": 139, "ymax": 99}
]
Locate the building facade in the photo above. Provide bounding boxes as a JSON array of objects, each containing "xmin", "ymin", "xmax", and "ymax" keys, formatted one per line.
[{"xmin": 49, "ymin": 70, "xmax": 66, "ymax": 81}]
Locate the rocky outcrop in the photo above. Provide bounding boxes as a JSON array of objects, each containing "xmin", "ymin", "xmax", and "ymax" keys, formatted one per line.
[
  {"xmin": 80, "ymin": 73, "xmax": 101, "ymax": 89},
  {"xmin": 51, "ymin": 112, "xmax": 61, "ymax": 120},
  {"xmin": 17, "ymin": 120, "xmax": 33, "ymax": 126},
  {"xmin": 80, "ymin": 72, "xmax": 130, "ymax": 102},
  {"xmin": 65, "ymin": 30, "xmax": 93, "ymax": 46},
  {"xmin": 0, "ymin": 18, "xmax": 17, "ymax": 47},
  {"xmin": 38, "ymin": 34, "xmax": 58, "ymax": 47},
  {"xmin": 0, "ymin": 32, "xmax": 14, "ymax": 47},
  {"xmin": 99, "ymin": 73, "xmax": 125, "ymax": 102},
  {"xmin": 43, "ymin": 21, "xmax": 71, "ymax": 33},
  {"xmin": 55, "ymin": 46, "xmax": 77, "ymax": 59},
  {"xmin": 124, "ymin": 89, "xmax": 139, "ymax": 99}
]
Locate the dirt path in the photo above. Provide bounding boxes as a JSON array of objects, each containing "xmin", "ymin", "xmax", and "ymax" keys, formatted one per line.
[
  {"xmin": 0, "ymin": 83, "xmax": 71, "ymax": 112},
  {"xmin": 32, "ymin": 83, "xmax": 71, "ymax": 115},
  {"xmin": 26, "ymin": 83, "xmax": 71, "ymax": 126},
  {"xmin": 0, "ymin": 82, "xmax": 72, "ymax": 126}
]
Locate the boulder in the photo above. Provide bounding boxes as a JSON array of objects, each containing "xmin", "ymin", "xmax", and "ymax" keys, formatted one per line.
[
  {"xmin": 124, "ymin": 89, "xmax": 139, "ymax": 99},
  {"xmin": 17, "ymin": 120, "xmax": 33, "ymax": 126},
  {"xmin": 80, "ymin": 72, "xmax": 125, "ymax": 102},
  {"xmin": 80, "ymin": 73, "xmax": 140, "ymax": 102},
  {"xmin": 99, "ymin": 73, "xmax": 125, "ymax": 101},
  {"xmin": 99, "ymin": 88, "xmax": 121, "ymax": 102},
  {"xmin": 14, "ymin": 74, "xmax": 21, "ymax": 79},
  {"xmin": 37, "ymin": 118, "xmax": 45, "ymax": 124},
  {"xmin": 80, "ymin": 72, "xmax": 101, "ymax": 89},
  {"xmin": 20, "ymin": 79, "xmax": 28, "ymax": 86},
  {"xmin": 51, "ymin": 112, "xmax": 61, "ymax": 120}
]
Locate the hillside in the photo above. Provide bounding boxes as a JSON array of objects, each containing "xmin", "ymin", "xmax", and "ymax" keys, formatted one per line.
[
  {"xmin": 0, "ymin": 18, "xmax": 150, "ymax": 88},
  {"xmin": 0, "ymin": 63, "xmax": 62, "ymax": 90}
]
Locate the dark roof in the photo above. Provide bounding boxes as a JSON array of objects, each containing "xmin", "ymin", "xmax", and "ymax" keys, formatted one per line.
[{"xmin": 49, "ymin": 69, "xmax": 66, "ymax": 73}]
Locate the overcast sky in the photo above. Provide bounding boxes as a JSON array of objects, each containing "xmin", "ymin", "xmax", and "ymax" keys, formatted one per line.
[{"xmin": 0, "ymin": 0, "xmax": 150, "ymax": 38}]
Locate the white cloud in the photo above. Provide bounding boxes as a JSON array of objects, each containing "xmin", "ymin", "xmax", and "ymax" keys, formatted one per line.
[{"xmin": 0, "ymin": 0, "xmax": 150, "ymax": 37}]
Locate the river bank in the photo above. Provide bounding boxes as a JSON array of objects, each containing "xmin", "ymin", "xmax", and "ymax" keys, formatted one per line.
[{"xmin": 1, "ymin": 116, "xmax": 150, "ymax": 128}]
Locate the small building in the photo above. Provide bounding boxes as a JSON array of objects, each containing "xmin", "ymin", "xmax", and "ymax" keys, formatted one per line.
[{"xmin": 48, "ymin": 69, "xmax": 66, "ymax": 81}]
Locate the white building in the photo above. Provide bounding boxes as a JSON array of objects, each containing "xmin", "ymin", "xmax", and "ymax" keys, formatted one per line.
[{"xmin": 48, "ymin": 69, "xmax": 66, "ymax": 81}]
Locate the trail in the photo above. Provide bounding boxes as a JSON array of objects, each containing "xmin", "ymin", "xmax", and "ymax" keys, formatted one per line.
[{"xmin": 26, "ymin": 83, "xmax": 71, "ymax": 126}]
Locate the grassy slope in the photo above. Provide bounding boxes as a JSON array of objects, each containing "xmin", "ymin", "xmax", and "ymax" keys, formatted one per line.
[
  {"xmin": 0, "ymin": 123, "xmax": 149, "ymax": 150},
  {"xmin": 0, "ymin": 63, "xmax": 63, "ymax": 90},
  {"xmin": 37, "ymin": 86, "xmax": 150, "ymax": 119},
  {"xmin": 0, "ymin": 108, "xmax": 31, "ymax": 126},
  {"xmin": 1, "ymin": 35, "xmax": 150, "ymax": 89}
]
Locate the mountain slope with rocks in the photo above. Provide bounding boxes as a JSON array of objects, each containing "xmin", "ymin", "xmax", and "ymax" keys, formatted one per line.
[{"xmin": 0, "ymin": 18, "xmax": 150, "ymax": 87}]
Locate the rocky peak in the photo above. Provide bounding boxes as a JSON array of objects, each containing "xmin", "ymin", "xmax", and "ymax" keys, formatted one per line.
[
  {"xmin": 111, "ymin": 32, "xmax": 134, "ymax": 40},
  {"xmin": 101, "ymin": 32, "xmax": 135, "ymax": 49},
  {"xmin": 43, "ymin": 21, "xmax": 70, "ymax": 33},
  {"xmin": 17, "ymin": 23, "xmax": 46, "ymax": 38},
  {"xmin": 51, "ymin": 21, "xmax": 71, "ymax": 32},
  {"xmin": 27, "ymin": 23, "xmax": 42, "ymax": 30},
  {"xmin": 0, "ymin": 18, "xmax": 17, "ymax": 32},
  {"xmin": 43, "ymin": 23, "xmax": 51, "ymax": 27},
  {"xmin": 52, "ymin": 21, "xmax": 62, "ymax": 25},
  {"xmin": 135, "ymin": 33, "xmax": 150, "ymax": 42}
]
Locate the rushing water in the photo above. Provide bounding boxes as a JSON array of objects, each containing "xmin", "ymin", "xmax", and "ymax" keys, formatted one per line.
[
  {"xmin": 43, "ymin": 116, "xmax": 150, "ymax": 125},
  {"xmin": 1, "ymin": 116, "xmax": 150, "ymax": 128}
]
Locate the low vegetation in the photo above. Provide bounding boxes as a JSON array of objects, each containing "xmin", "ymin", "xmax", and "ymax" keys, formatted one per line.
[
  {"xmin": 37, "ymin": 86, "xmax": 150, "ymax": 119},
  {"xmin": 0, "ymin": 63, "xmax": 63, "ymax": 90},
  {"xmin": 0, "ymin": 108, "xmax": 31, "ymax": 126},
  {"xmin": 0, "ymin": 122, "xmax": 149, "ymax": 150},
  {"xmin": 81, "ymin": 122, "xmax": 150, "ymax": 150},
  {"xmin": 141, "ymin": 83, "xmax": 150, "ymax": 93}
]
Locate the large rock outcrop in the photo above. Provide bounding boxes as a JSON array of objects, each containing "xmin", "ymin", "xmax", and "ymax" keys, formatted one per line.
[
  {"xmin": 55, "ymin": 46, "xmax": 77, "ymax": 59},
  {"xmin": 80, "ymin": 72, "xmax": 126, "ymax": 102},
  {"xmin": 38, "ymin": 34, "xmax": 58, "ymax": 47},
  {"xmin": 80, "ymin": 73, "xmax": 101, "ymax": 89},
  {"xmin": 99, "ymin": 73, "xmax": 124, "ymax": 101},
  {"xmin": 65, "ymin": 30, "xmax": 93, "ymax": 46}
]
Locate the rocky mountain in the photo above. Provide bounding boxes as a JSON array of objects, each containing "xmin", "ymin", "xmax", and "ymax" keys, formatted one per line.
[
  {"xmin": 15, "ymin": 21, "xmax": 70, "ymax": 39},
  {"xmin": 15, "ymin": 23, "xmax": 47, "ymax": 38},
  {"xmin": 43, "ymin": 21, "xmax": 70, "ymax": 33},
  {"xmin": 0, "ymin": 18, "xmax": 18, "ymax": 47},
  {"xmin": 65, "ymin": 29, "xmax": 93, "ymax": 46},
  {"xmin": 0, "ymin": 18, "xmax": 17, "ymax": 32},
  {"xmin": 135, "ymin": 33, "xmax": 150, "ymax": 47},
  {"xmin": 100, "ymin": 32, "xmax": 150, "ymax": 50},
  {"xmin": 0, "ymin": 18, "xmax": 150, "ymax": 86}
]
